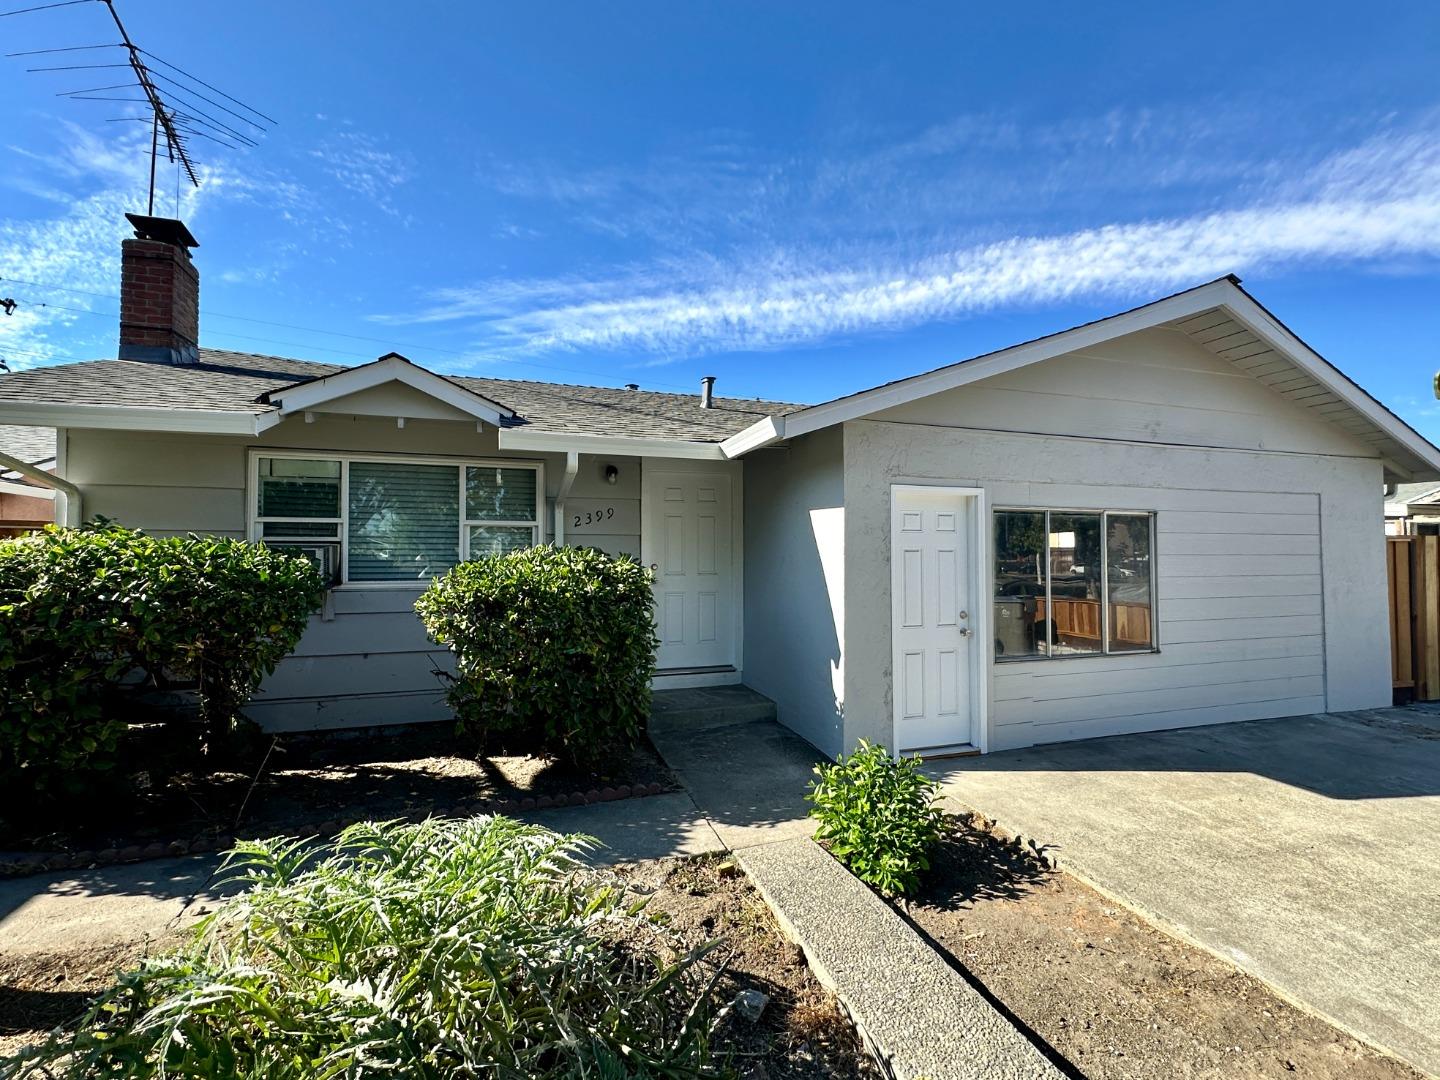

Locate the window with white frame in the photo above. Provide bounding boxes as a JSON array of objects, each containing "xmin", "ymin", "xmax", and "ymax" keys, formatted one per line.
[
  {"xmin": 253, "ymin": 453, "xmax": 543, "ymax": 585},
  {"xmin": 993, "ymin": 509, "xmax": 1156, "ymax": 660}
]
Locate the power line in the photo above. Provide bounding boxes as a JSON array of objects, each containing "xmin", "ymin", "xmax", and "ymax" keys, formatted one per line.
[
  {"xmin": 0, "ymin": 0, "xmax": 91, "ymax": 17},
  {"xmin": 0, "ymin": 277, "xmax": 697, "ymax": 391}
]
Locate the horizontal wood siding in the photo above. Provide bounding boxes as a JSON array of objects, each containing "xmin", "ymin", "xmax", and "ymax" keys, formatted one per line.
[
  {"xmin": 991, "ymin": 485, "xmax": 1325, "ymax": 746},
  {"xmin": 840, "ymin": 411, "xmax": 1387, "ymax": 756},
  {"xmin": 63, "ymin": 418, "xmax": 647, "ymax": 732}
]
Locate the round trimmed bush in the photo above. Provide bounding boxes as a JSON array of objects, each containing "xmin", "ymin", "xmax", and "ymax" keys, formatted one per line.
[
  {"xmin": 416, "ymin": 545, "xmax": 658, "ymax": 761},
  {"xmin": 0, "ymin": 522, "xmax": 322, "ymax": 802}
]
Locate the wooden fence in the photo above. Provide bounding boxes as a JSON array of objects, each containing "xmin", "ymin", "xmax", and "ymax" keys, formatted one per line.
[{"xmin": 1388, "ymin": 535, "xmax": 1440, "ymax": 700}]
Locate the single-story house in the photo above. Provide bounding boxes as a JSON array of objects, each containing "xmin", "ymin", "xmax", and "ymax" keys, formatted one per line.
[
  {"xmin": 2, "ymin": 214, "xmax": 1437, "ymax": 758},
  {"xmin": 1384, "ymin": 482, "xmax": 1440, "ymax": 535},
  {"xmin": 0, "ymin": 424, "xmax": 57, "ymax": 537}
]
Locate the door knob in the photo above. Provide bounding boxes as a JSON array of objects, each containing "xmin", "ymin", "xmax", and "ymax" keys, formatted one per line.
[{"xmin": 958, "ymin": 627, "xmax": 972, "ymax": 637}]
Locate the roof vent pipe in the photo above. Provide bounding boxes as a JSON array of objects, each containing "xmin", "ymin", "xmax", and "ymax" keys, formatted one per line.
[
  {"xmin": 625, "ymin": 383, "xmax": 639, "ymax": 391},
  {"xmin": 700, "ymin": 375, "xmax": 715, "ymax": 409}
]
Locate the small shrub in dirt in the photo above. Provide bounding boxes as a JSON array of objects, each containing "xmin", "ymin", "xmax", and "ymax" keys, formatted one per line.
[
  {"xmin": 5, "ymin": 817, "xmax": 724, "ymax": 1079},
  {"xmin": 0, "ymin": 522, "xmax": 322, "ymax": 806},
  {"xmin": 807, "ymin": 739, "xmax": 944, "ymax": 896},
  {"xmin": 416, "ymin": 544, "xmax": 659, "ymax": 762}
]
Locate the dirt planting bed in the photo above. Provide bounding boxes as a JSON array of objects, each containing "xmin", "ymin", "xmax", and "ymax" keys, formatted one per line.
[
  {"xmin": 0, "ymin": 855, "xmax": 875, "ymax": 1077},
  {"xmin": 1, "ymin": 725, "xmax": 677, "ymax": 868},
  {"xmin": 901, "ymin": 813, "xmax": 1422, "ymax": 1080},
  {"xmin": 614, "ymin": 854, "xmax": 879, "ymax": 1079}
]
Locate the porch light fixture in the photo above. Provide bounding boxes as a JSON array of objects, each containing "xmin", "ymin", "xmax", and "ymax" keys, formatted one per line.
[{"xmin": 604, "ymin": 464, "xmax": 619, "ymax": 485}]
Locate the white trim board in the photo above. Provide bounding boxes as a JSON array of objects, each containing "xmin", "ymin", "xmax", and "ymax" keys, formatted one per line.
[
  {"xmin": 720, "ymin": 278, "xmax": 1440, "ymax": 481},
  {"xmin": 263, "ymin": 353, "xmax": 513, "ymax": 426},
  {"xmin": 499, "ymin": 428, "xmax": 726, "ymax": 459},
  {"xmin": 0, "ymin": 402, "xmax": 269, "ymax": 435}
]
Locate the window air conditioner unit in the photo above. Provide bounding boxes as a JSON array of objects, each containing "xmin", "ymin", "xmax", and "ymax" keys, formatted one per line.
[{"xmin": 269, "ymin": 541, "xmax": 342, "ymax": 588}]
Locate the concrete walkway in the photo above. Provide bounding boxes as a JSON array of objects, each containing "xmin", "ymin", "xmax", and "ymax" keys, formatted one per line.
[
  {"xmin": 926, "ymin": 708, "xmax": 1440, "ymax": 1078},
  {"xmin": 0, "ymin": 854, "xmax": 225, "ymax": 958}
]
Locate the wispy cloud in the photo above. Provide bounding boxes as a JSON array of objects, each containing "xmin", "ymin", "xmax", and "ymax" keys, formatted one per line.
[
  {"xmin": 392, "ymin": 120, "xmax": 1440, "ymax": 361},
  {"xmin": 0, "ymin": 121, "xmax": 295, "ymax": 369},
  {"xmin": 310, "ymin": 130, "xmax": 413, "ymax": 217}
]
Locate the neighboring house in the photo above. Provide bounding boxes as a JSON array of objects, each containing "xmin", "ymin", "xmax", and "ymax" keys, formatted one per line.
[
  {"xmin": 0, "ymin": 423, "xmax": 57, "ymax": 536},
  {"xmin": 1384, "ymin": 482, "xmax": 1440, "ymax": 535},
  {"xmin": 1, "ymin": 213, "xmax": 1437, "ymax": 757}
]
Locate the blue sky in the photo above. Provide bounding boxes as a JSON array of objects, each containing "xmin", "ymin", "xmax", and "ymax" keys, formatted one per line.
[{"xmin": 2, "ymin": 2, "xmax": 1439, "ymax": 434}]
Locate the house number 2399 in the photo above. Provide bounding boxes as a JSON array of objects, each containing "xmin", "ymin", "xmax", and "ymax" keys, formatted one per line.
[{"xmin": 573, "ymin": 506, "xmax": 616, "ymax": 528}]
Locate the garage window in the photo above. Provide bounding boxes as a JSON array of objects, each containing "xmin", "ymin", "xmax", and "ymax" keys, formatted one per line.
[{"xmin": 993, "ymin": 509, "xmax": 1156, "ymax": 660}]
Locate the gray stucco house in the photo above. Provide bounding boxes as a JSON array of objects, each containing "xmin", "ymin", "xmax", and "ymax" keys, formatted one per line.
[{"xmin": 2, "ymin": 215, "xmax": 1437, "ymax": 759}]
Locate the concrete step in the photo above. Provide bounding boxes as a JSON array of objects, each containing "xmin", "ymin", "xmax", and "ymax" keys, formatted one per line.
[{"xmin": 649, "ymin": 685, "xmax": 777, "ymax": 735}]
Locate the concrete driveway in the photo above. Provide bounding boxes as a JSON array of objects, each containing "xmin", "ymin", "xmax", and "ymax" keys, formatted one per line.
[{"xmin": 926, "ymin": 707, "xmax": 1440, "ymax": 1077}]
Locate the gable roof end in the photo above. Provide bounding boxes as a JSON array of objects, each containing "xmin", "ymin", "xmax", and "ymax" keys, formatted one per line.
[
  {"xmin": 720, "ymin": 277, "xmax": 1440, "ymax": 483},
  {"xmin": 259, "ymin": 352, "xmax": 516, "ymax": 426}
]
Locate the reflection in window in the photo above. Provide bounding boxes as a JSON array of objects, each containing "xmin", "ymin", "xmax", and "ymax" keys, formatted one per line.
[
  {"xmin": 348, "ymin": 461, "xmax": 460, "ymax": 582},
  {"xmin": 993, "ymin": 509, "xmax": 1156, "ymax": 661},
  {"xmin": 1106, "ymin": 514, "xmax": 1154, "ymax": 652},
  {"xmin": 994, "ymin": 511, "xmax": 1047, "ymax": 659},
  {"xmin": 1047, "ymin": 513, "xmax": 1103, "ymax": 656}
]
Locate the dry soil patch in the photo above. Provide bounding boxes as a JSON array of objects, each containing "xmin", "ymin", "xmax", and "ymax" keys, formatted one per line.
[{"xmin": 903, "ymin": 814, "xmax": 1422, "ymax": 1080}]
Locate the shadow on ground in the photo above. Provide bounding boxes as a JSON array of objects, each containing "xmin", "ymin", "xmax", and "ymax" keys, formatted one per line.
[
  {"xmin": 926, "ymin": 707, "xmax": 1440, "ymax": 801},
  {"xmin": 913, "ymin": 815, "xmax": 1050, "ymax": 910}
]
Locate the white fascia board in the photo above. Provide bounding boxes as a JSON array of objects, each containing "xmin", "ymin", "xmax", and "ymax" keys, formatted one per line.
[
  {"xmin": 781, "ymin": 280, "xmax": 1237, "ymax": 439},
  {"xmin": 268, "ymin": 356, "xmax": 513, "ymax": 425},
  {"xmin": 0, "ymin": 479, "xmax": 54, "ymax": 498},
  {"xmin": 497, "ymin": 428, "xmax": 725, "ymax": 460},
  {"xmin": 0, "ymin": 402, "xmax": 264, "ymax": 435},
  {"xmin": 1218, "ymin": 291, "xmax": 1440, "ymax": 477},
  {"xmin": 720, "ymin": 415, "xmax": 786, "ymax": 458}
]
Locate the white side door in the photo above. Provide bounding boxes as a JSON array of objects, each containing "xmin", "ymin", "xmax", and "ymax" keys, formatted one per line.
[
  {"xmin": 642, "ymin": 468, "xmax": 735, "ymax": 671},
  {"xmin": 891, "ymin": 486, "xmax": 986, "ymax": 753}
]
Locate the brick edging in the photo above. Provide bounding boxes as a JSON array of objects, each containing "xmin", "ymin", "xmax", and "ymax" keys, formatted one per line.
[{"xmin": 0, "ymin": 782, "xmax": 672, "ymax": 879}]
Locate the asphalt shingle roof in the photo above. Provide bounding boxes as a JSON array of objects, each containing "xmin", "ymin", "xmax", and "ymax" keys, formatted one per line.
[
  {"xmin": 0, "ymin": 350, "xmax": 805, "ymax": 443},
  {"xmin": 0, "ymin": 424, "xmax": 56, "ymax": 467}
]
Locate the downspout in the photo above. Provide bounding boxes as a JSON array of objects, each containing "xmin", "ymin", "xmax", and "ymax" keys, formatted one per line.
[
  {"xmin": 0, "ymin": 449, "xmax": 80, "ymax": 526},
  {"xmin": 553, "ymin": 451, "xmax": 579, "ymax": 545}
]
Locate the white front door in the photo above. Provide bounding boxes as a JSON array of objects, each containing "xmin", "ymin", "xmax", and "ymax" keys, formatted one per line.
[
  {"xmin": 642, "ymin": 467, "xmax": 736, "ymax": 671},
  {"xmin": 891, "ymin": 486, "xmax": 986, "ymax": 753}
]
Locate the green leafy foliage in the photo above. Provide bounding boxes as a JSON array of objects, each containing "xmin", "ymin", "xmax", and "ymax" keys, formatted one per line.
[
  {"xmin": 0, "ymin": 522, "xmax": 323, "ymax": 797},
  {"xmin": 7, "ymin": 817, "xmax": 723, "ymax": 1079},
  {"xmin": 806, "ymin": 739, "xmax": 944, "ymax": 896},
  {"xmin": 415, "ymin": 545, "xmax": 659, "ymax": 762}
]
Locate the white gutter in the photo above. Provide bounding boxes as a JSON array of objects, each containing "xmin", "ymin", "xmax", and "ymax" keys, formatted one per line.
[
  {"xmin": 0, "ymin": 449, "xmax": 79, "ymax": 525},
  {"xmin": 0, "ymin": 479, "xmax": 54, "ymax": 499},
  {"xmin": 0, "ymin": 402, "xmax": 268, "ymax": 435},
  {"xmin": 720, "ymin": 415, "xmax": 787, "ymax": 458},
  {"xmin": 497, "ymin": 428, "xmax": 725, "ymax": 460},
  {"xmin": 553, "ymin": 451, "xmax": 579, "ymax": 545}
]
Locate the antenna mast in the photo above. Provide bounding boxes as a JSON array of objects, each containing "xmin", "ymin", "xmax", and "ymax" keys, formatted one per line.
[
  {"xmin": 100, "ymin": 0, "xmax": 197, "ymax": 209},
  {"xmin": 4, "ymin": 0, "xmax": 274, "ymax": 215}
]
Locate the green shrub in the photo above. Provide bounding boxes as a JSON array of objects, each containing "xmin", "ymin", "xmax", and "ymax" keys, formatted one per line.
[
  {"xmin": 416, "ymin": 545, "xmax": 658, "ymax": 761},
  {"xmin": 7, "ymin": 817, "xmax": 722, "ymax": 1079},
  {"xmin": 806, "ymin": 739, "xmax": 944, "ymax": 896},
  {"xmin": 0, "ymin": 522, "xmax": 322, "ymax": 797}
]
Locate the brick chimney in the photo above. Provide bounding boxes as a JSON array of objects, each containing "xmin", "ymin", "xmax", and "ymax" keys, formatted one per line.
[{"xmin": 119, "ymin": 213, "xmax": 200, "ymax": 365}]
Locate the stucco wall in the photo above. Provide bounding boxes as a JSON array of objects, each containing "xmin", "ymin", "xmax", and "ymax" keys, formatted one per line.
[
  {"xmin": 63, "ymin": 415, "xmax": 645, "ymax": 731},
  {"xmin": 742, "ymin": 426, "xmax": 846, "ymax": 757},
  {"xmin": 841, "ymin": 418, "xmax": 1389, "ymax": 753}
]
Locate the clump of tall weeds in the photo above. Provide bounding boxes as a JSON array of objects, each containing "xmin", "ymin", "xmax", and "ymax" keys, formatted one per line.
[{"xmin": 9, "ymin": 817, "xmax": 724, "ymax": 1078}]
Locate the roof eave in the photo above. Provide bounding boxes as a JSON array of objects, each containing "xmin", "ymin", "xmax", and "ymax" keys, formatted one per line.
[
  {"xmin": 496, "ymin": 428, "xmax": 726, "ymax": 460},
  {"xmin": 0, "ymin": 401, "xmax": 267, "ymax": 435},
  {"xmin": 261, "ymin": 354, "xmax": 516, "ymax": 425}
]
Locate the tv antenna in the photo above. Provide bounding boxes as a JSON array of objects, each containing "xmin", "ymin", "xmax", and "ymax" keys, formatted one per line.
[{"xmin": 3, "ymin": 0, "xmax": 275, "ymax": 215}]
